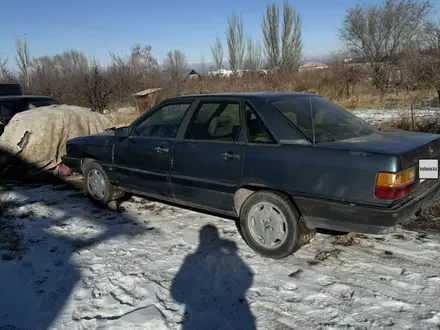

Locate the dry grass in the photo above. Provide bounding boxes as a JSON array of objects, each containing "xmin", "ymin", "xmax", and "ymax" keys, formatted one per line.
[
  {"xmin": 178, "ymin": 73, "xmax": 437, "ymax": 110},
  {"xmin": 331, "ymin": 233, "xmax": 362, "ymax": 246},
  {"xmin": 336, "ymin": 88, "xmax": 435, "ymax": 110},
  {"xmin": 379, "ymin": 112, "xmax": 440, "ymax": 134},
  {"xmin": 106, "ymin": 111, "xmax": 140, "ymax": 128},
  {"xmin": 103, "ymin": 71, "xmax": 439, "ymax": 126},
  {"xmin": 404, "ymin": 200, "xmax": 440, "ymax": 232}
]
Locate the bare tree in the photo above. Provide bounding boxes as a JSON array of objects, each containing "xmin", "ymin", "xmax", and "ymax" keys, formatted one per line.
[
  {"xmin": 397, "ymin": 44, "xmax": 425, "ymax": 93},
  {"xmin": 226, "ymin": 12, "xmax": 245, "ymax": 72},
  {"xmin": 109, "ymin": 44, "xmax": 160, "ymax": 100},
  {"xmin": 0, "ymin": 55, "xmax": 16, "ymax": 83},
  {"xmin": 45, "ymin": 50, "xmax": 91, "ymax": 104},
  {"xmin": 329, "ymin": 52, "xmax": 363, "ymax": 96},
  {"xmin": 128, "ymin": 44, "xmax": 159, "ymax": 77},
  {"xmin": 211, "ymin": 37, "xmax": 224, "ymax": 71},
  {"xmin": 421, "ymin": 19, "xmax": 440, "ymax": 101},
  {"xmin": 15, "ymin": 36, "xmax": 31, "ymax": 92},
  {"xmin": 15, "ymin": 44, "xmax": 162, "ymax": 108},
  {"xmin": 262, "ymin": 1, "xmax": 303, "ymax": 71},
  {"xmin": 340, "ymin": 0, "xmax": 433, "ymax": 93},
  {"xmin": 29, "ymin": 56, "xmax": 60, "ymax": 98},
  {"xmin": 28, "ymin": 51, "xmax": 96, "ymax": 106},
  {"xmin": 84, "ymin": 59, "xmax": 112, "ymax": 113},
  {"xmin": 262, "ymin": 3, "xmax": 280, "ymax": 69},
  {"xmin": 244, "ymin": 37, "xmax": 263, "ymax": 71},
  {"xmin": 280, "ymin": 2, "xmax": 303, "ymax": 71},
  {"xmin": 424, "ymin": 19, "xmax": 440, "ymax": 48},
  {"xmin": 110, "ymin": 45, "xmax": 159, "ymax": 80},
  {"xmin": 53, "ymin": 50, "xmax": 89, "ymax": 75},
  {"xmin": 163, "ymin": 49, "xmax": 188, "ymax": 93}
]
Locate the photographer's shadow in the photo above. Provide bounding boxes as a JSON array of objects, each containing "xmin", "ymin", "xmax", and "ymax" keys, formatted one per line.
[{"xmin": 171, "ymin": 224, "xmax": 256, "ymax": 330}]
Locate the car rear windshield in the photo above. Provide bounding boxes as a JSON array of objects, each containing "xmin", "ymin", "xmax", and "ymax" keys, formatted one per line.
[
  {"xmin": 270, "ymin": 96, "xmax": 376, "ymax": 144},
  {"xmin": 28, "ymin": 97, "xmax": 58, "ymax": 108}
]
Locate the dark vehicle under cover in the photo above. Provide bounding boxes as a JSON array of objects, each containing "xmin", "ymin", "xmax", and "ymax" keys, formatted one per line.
[
  {"xmin": 62, "ymin": 92, "xmax": 440, "ymax": 259},
  {"xmin": 0, "ymin": 95, "xmax": 59, "ymax": 135}
]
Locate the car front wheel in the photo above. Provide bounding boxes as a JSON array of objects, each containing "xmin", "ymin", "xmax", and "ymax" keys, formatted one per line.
[
  {"xmin": 83, "ymin": 160, "xmax": 117, "ymax": 207},
  {"xmin": 239, "ymin": 191, "xmax": 301, "ymax": 259}
]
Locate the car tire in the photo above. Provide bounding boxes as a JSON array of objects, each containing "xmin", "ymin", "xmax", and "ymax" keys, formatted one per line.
[
  {"xmin": 239, "ymin": 190, "xmax": 301, "ymax": 259},
  {"xmin": 83, "ymin": 160, "xmax": 117, "ymax": 207}
]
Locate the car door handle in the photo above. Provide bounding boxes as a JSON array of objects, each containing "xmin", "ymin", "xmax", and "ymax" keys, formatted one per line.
[
  {"xmin": 155, "ymin": 146, "xmax": 169, "ymax": 153},
  {"xmin": 221, "ymin": 152, "xmax": 240, "ymax": 160}
]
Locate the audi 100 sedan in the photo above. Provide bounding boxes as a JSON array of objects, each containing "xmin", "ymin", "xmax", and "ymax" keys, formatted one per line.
[{"xmin": 62, "ymin": 92, "xmax": 440, "ymax": 259}]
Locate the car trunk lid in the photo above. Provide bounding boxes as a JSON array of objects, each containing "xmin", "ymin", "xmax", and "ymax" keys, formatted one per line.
[
  {"xmin": 321, "ymin": 129, "xmax": 440, "ymax": 201},
  {"xmin": 321, "ymin": 130, "xmax": 440, "ymax": 165}
]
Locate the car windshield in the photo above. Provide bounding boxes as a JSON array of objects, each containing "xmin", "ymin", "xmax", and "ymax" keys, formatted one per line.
[{"xmin": 270, "ymin": 95, "xmax": 376, "ymax": 144}]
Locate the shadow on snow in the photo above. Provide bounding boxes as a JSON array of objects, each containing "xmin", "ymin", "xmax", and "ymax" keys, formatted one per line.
[
  {"xmin": 0, "ymin": 146, "xmax": 149, "ymax": 329},
  {"xmin": 171, "ymin": 224, "xmax": 256, "ymax": 330},
  {"xmin": 0, "ymin": 147, "xmax": 257, "ymax": 330}
]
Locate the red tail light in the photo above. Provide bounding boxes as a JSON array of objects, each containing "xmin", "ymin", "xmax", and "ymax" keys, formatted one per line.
[{"xmin": 374, "ymin": 168, "xmax": 416, "ymax": 200}]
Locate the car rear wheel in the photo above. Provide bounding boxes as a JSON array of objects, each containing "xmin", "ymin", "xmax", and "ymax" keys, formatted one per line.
[
  {"xmin": 239, "ymin": 190, "xmax": 301, "ymax": 259},
  {"xmin": 83, "ymin": 160, "xmax": 117, "ymax": 207}
]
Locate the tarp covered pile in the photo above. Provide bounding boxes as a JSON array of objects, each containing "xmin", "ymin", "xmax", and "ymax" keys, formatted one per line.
[{"xmin": 0, "ymin": 104, "xmax": 113, "ymax": 176}]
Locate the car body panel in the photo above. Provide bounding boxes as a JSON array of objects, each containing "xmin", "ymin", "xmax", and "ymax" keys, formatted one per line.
[
  {"xmin": 65, "ymin": 132, "xmax": 116, "ymax": 180},
  {"xmin": 0, "ymin": 95, "xmax": 59, "ymax": 135},
  {"xmin": 319, "ymin": 130, "xmax": 440, "ymax": 155},
  {"xmin": 242, "ymin": 143, "xmax": 404, "ymax": 206},
  {"xmin": 62, "ymin": 92, "xmax": 440, "ymax": 235},
  {"xmin": 113, "ymin": 137, "xmax": 174, "ymax": 197},
  {"xmin": 171, "ymin": 140, "xmax": 245, "ymax": 212}
]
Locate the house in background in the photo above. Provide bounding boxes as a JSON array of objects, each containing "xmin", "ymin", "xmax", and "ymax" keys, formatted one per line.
[
  {"xmin": 299, "ymin": 61, "xmax": 329, "ymax": 72},
  {"xmin": 181, "ymin": 69, "xmax": 201, "ymax": 82}
]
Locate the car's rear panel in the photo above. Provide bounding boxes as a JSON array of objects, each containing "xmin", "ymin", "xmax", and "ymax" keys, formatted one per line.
[
  {"xmin": 399, "ymin": 135, "xmax": 440, "ymax": 168},
  {"xmin": 392, "ymin": 136, "xmax": 440, "ymax": 205},
  {"xmin": 319, "ymin": 130, "xmax": 440, "ymax": 206}
]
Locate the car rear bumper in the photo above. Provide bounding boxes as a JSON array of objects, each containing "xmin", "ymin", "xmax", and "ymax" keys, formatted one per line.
[
  {"xmin": 295, "ymin": 179, "xmax": 440, "ymax": 234},
  {"xmin": 61, "ymin": 156, "xmax": 82, "ymax": 174}
]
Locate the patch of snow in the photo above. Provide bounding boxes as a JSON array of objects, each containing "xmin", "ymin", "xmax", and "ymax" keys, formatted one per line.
[
  {"xmin": 352, "ymin": 107, "xmax": 440, "ymax": 126},
  {"xmin": 1, "ymin": 185, "xmax": 440, "ymax": 329}
]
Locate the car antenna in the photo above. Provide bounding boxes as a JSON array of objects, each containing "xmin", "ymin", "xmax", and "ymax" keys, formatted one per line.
[{"xmin": 309, "ymin": 96, "xmax": 315, "ymax": 145}]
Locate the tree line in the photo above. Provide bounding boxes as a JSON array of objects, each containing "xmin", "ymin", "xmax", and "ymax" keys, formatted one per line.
[{"xmin": 0, "ymin": 0, "xmax": 439, "ymax": 114}]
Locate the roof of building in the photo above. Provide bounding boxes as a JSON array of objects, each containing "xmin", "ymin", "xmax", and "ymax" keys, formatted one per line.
[
  {"xmin": 181, "ymin": 69, "xmax": 200, "ymax": 76},
  {"xmin": 300, "ymin": 61, "xmax": 328, "ymax": 68},
  {"xmin": 132, "ymin": 88, "xmax": 163, "ymax": 97}
]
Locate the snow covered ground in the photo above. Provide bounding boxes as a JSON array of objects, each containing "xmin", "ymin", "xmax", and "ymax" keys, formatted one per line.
[
  {"xmin": 351, "ymin": 107, "xmax": 440, "ymax": 126},
  {"xmin": 1, "ymin": 182, "xmax": 440, "ymax": 330}
]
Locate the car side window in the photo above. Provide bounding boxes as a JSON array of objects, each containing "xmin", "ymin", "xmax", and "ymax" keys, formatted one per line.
[
  {"xmin": 245, "ymin": 103, "xmax": 276, "ymax": 144},
  {"xmin": 132, "ymin": 103, "xmax": 191, "ymax": 138},
  {"xmin": 186, "ymin": 101, "xmax": 241, "ymax": 141},
  {"xmin": 1, "ymin": 99, "xmax": 28, "ymax": 121},
  {"xmin": 28, "ymin": 98, "xmax": 58, "ymax": 108}
]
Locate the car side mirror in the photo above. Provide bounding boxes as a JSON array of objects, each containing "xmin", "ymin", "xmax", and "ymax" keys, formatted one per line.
[{"xmin": 114, "ymin": 126, "xmax": 129, "ymax": 138}]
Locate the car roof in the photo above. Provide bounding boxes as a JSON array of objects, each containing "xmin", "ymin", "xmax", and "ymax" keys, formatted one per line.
[
  {"xmin": 0, "ymin": 95, "xmax": 57, "ymax": 100},
  {"xmin": 165, "ymin": 92, "xmax": 316, "ymax": 102}
]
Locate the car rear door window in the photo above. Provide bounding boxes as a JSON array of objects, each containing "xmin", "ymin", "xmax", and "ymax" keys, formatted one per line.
[
  {"xmin": 245, "ymin": 103, "xmax": 276, "ymax": 144},
  {"xmin": 186, "ymin": 101, "xmax": 241, "ymax": 141}
]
